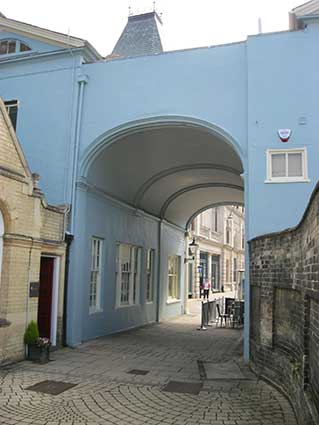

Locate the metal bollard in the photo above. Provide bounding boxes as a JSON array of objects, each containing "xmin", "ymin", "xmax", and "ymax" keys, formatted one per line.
[{"xmin": 197, "ymin": 301, "xmax": 207, "ymax": 330}]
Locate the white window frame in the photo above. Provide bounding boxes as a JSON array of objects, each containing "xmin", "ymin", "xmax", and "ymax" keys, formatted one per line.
[
  {"xmin": 0, "ymin": 39, "xmax": 31, "ymax": 56},
  {"xmin": 265, "ymin": 148, "xmax": 309, "ymax": 183},
  {"xmin": 167, "ymin": 255, "xmax": 181, "ymax": 302},
  {"xmin": 116, "ymin": 243, "xmax": 142, "ymax": 308},
  {"xmin": 146, "ymin": 249, "xmax": 155, "ymax": 303},
  {"xmin": 89, "ymin": 237, "xmax": 103, "ymax": 314}
]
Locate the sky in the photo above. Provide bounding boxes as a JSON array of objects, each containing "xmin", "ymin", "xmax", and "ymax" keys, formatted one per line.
[{"xmin": 1, "ymin": 0, "xmax": 301, "ymax": 55}]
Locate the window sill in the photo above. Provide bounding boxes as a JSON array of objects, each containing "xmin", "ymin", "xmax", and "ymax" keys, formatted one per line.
[
  {"xmin": 0, "ymin": 51, "xmax": 35, "ymax": 61},
  {"xmin": 166, "ymin": 298, "xmax": 181, "ymax": 305},
  {"xmin": 115, "ymin": 303, "xmax": 140, "ymax": 309},
  {"xmin": 146, "ymin": 300, "xmax": 154, "ymax": 305},
  {"xmin": 89, "ymin": 307, "xmax": 103, "ymax": 315},
  {"xmin": 264, "ymin": 178, "xmax": 310, "ymax": 184}
]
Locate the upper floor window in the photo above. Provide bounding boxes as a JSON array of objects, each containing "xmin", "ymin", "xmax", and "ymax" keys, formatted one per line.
[
  {"xmin": 226, "ymin": 218, "xmax": 232, "ymax": 245},
  {"xmin": 4, "ymin": 100, "xmax": 18, "ymax": 131},
  {"xmin": 233, "ymin": 258, "xmax": 237, "ymax": 282},
  {"xmin": 0, "ymin": 39, "xmax": 31, "ymax": 56},
  {"xmin": 266, "ymin": 148, "xmax": 309, "ymax": 183},
  {"xmin": 213, "ymin": 208, "xmax": 218, "ymax": 232},
  {"xmin": 241, "ymin": 225, "xmax": 245, "ymax": 249}
]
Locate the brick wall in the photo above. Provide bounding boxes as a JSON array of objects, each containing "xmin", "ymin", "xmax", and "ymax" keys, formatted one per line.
[
  {"xmin": 0, "ymin": 98, "xmax": 66, "ymax": 364},
  {"xmin": 249, "ymin": 183, "xmax": 319, "ymax": 425}
]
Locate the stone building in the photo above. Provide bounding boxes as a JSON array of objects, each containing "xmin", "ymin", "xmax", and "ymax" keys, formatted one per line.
[
  {"xmin": 189, "ymin": 206, "xmax": 245, "ymax": 298},
  {"xmin": 0, "ymin": 98, "xmax": 67, "ymax": 364}
]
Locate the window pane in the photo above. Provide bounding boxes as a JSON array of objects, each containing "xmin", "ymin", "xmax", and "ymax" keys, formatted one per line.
[
  {"xmin": 20, "ymin": 42, "xmax": 31, "ymax": 52},
  {"xmin": 288, "ymin": 153, "xmax": 302, "ymax": 177},
  {"xmin": 8, "ymin": 41, "xmax": 16, "ymax": 53},
  {"xmin": 0, "ymin": 41, "xmax": 8, "ymax": 55},
  {"xmin": 121, "ymin": 272, "xmax": 129, "ymax": 304},
  {"xmin": 146, "ymin": 249, "xmax": 154, "ymax": 302},
  {"xmin": 90, "ymin": 238, "xmax": 103, "ymax": 310},
  {"xmin": 168, "ymin": 256, "xmax": 179, "ymax": 299},
  {"xmin": 271, "ymin": 154, "xmax": 286, "ymax": 177},
  {"xmin": 118, "ymin": 244, "xmax": 141, "ymax": 305},
  {"xmin": 5, "ymin": 103, "xmax": 18, "ymax": 131}
]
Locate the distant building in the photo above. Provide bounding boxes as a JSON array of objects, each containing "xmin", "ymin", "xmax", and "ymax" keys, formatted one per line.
[{"xmin": 188, "ymin": 206, "xmax": 245, "ymax": 298}]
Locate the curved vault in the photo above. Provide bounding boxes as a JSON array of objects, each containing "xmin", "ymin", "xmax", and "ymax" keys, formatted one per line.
[{"xmin": 85, "ymin": 123, "xmax": 244, "ymax": 228}]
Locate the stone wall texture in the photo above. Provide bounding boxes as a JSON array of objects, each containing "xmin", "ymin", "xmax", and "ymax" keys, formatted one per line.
[
  {"xmin": 0, "ymin": 99, "xmax": 66, "ymax": 364},
  {"xmin": 249, "ymin": 183, "xmax": 319, "ymax": 425}
]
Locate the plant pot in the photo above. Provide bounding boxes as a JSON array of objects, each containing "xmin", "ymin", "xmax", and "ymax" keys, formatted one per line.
[{"xmin": 27, "ymin": 344, "xmax": 50, "ymax": 364}]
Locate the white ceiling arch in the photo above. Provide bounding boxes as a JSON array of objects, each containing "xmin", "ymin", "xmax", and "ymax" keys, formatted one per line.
[{"xmin": 81, "ymin": 116, "xmax": 245, "ymax": 228}]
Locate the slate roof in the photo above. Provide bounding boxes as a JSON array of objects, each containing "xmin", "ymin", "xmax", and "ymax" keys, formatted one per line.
[
  {"xmin": 0, "ymin": 12, "xmax": 6, "ymax": 18},
  {"xmin": 292, "ymin": 0, "xmax": 319, "ymax": 17},
  {"xmin": 112, "ymin": 12, "xmax": 163, "ymax": 58}
]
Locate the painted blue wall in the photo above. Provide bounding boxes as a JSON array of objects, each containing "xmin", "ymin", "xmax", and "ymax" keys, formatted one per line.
[
  {"xmin": 0, "ymin": 51, "xmax": 82, "ymax": 204},
  {"xmin": 67, "ymin": 185, "xmax": 186, "ymax": 345},
  {"xmin": 79, "ymin": 42, "xmax": 248, "ymax": 156},
  {"xmin": 247, "ymin": 25, "xmax": 319, "ymax": 238},
  {"xmin": 1, "ymin": 21, "xmax": 319, "ymax": 346}
]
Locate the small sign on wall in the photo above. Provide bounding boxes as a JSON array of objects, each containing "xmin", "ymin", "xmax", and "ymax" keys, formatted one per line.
[{"xmin": 29, "ymin": 282, "xmax": 40, "ymax": 298}]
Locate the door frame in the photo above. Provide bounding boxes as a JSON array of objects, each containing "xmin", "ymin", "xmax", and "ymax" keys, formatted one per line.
[{"xmin": 40, "ymin": 255, "xmax": 60, "ymax": 346}]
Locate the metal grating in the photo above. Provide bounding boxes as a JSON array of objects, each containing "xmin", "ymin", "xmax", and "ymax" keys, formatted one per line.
[{"xmin": 26, "ymin": 380, "xmax": 77, "ymax": 395}]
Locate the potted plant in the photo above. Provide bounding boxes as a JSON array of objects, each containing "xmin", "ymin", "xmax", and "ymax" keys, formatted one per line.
[{"xmin": 24, "ymin": 321, "xmax": 51, "ymax": 364}]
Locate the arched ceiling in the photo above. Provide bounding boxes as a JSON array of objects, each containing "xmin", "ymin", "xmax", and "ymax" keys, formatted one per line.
[{"xmin": 86, "ymin": 125, "xmax": 244, "ymax": 228}]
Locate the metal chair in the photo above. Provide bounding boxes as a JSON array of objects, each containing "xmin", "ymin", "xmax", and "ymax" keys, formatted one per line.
[{"xmin": 216, "ymin": 303, "xmax": 230, "ymax": 327}]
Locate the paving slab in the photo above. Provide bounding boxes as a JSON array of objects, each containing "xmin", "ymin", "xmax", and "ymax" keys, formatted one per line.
[
  {"xmin": 203, "ymin": 361, "xmax": 246, "ymax": 380},
  {"xmin": 0, "ymin": 306, "xmax": 297, "ymax": 425}
]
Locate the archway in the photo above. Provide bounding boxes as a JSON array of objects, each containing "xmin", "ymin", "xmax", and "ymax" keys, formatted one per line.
[
  {"xmin": 80, "ymin": 116, "xmax": 244, "ymax": 228},
  {"xmin": 69, "ymin": 116, "xmax": 247, "ymax": 355}
]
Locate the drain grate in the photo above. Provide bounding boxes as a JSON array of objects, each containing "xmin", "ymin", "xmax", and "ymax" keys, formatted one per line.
[
  {"xmin": 26, "ymin": 380, "xmax": 77, "ymax": 395},
  {"xmin": 127, "ymin": 369, "xmax": 149, "ymax": 376},
  {"xmin": 162, "ymin": 381, "xmax": 202, "ymax": 395}
]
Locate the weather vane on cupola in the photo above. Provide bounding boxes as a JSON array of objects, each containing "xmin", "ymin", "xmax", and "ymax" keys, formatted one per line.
[{"xmin": 128, "ymin": 0, "xmax": 159, "ymax": 17}]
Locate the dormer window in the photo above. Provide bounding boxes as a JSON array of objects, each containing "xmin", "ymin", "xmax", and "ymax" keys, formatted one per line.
[{"xmin": 0, "ymin": 39, "xmax": 31, "ymax": 55}]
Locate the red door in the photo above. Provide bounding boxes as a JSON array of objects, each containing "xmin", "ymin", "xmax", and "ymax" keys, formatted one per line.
[{"xmin": 38, "ymin": 257, "xmax": 54, "ymax": 339}]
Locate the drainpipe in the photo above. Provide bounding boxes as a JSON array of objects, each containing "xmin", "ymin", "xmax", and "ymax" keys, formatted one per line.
[
  {"xmin": 243, "ymin": 170, "xmax": 250, "ymax": 362},
  {"xmin": 184, "ymin": 232, "xmax": 190, "ymax": 314},
  {"xmin": 156, "ymin": 220, "xmax": 163, "ymax": 322},
  {"xmin": 70, "ymin": 74, "xmax": 89, "ymax": 234},
  {"xmin": 24, "ymin": 236, "xmax": 34, "ymax": 358},
  {"xmin": 62, "ymin": 232, "xmax": 74, "ymax": 346}
]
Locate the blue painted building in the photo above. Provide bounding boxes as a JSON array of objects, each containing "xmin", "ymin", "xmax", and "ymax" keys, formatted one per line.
[{"xmin": 0, "ymin": 2, "xmax": 318, "ymax": 359}]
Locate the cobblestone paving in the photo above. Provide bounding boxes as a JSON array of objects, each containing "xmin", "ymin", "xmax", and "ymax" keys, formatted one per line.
[{"xmin": 0, "ymin": 309, "xmax": 297, "ymax": 425}]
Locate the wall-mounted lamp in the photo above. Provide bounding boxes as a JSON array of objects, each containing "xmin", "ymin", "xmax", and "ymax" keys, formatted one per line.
[
  {"xmin": 189, "ymin": 237, "xmax": 199, "ymax": 256},
  {"xmin": 185, "ymin": 238, "xmax": 199, "ymax": 263}
]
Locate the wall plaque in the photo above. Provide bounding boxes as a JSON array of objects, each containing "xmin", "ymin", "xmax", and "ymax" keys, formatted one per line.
[{"xmin": 29, "ymin": 282, "xmax": 40, "ymax": 297}]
